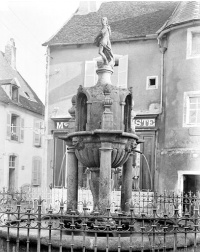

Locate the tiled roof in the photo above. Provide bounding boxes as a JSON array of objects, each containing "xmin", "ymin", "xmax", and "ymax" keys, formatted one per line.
[
  {"xmin": 43, "ymin": 1, "xmax": 178, "ymax": 46},
  {"xmin": 0, "ymin": 52, "xmax": 44, "ymax": 116},
  {"xmin": 161, "ymin": 1, "xmax": 200, "ymax": 31}
]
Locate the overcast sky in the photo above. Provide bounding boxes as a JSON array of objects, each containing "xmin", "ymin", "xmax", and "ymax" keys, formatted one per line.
[{"xmin": 0, "ymin": 0, "xmax": 80, "ymax": 103}]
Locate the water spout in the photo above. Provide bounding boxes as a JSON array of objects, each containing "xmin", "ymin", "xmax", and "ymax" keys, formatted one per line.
[{"xmin": 133, "ymin": 150, "xmax": 152, "ymax": 191}]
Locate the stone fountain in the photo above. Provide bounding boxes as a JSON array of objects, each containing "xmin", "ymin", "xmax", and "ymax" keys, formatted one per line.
[{"xmin": 62, "ymin": 17, "xmax": 141, "ymax": 214}]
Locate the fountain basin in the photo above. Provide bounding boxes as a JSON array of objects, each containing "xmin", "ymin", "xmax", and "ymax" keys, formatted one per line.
[{"xmin": 65, "ymin": 130, "xmax": 139, "ymax": 168}]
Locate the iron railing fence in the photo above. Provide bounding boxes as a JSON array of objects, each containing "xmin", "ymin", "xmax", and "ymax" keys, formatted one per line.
[{"xmin": 0, "ymin": 190, "xmax": 200, "ymax": 251}]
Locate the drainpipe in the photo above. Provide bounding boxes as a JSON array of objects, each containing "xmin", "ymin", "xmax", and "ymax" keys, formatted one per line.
[
  {"xmin": 159, "ymin": 46, "xmax": 167, "ymax": 114},
  {"xmin": 43, "ymin": 46, "xmax": 50, "ymax": 192}
]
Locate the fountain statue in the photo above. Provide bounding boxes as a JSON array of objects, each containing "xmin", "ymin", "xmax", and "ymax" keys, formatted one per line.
[
  {"xmin": 94, "ymin": 17, "xmax": 114, "ymax": 67},
  {"xmin": 63, "ymin": 17, "xmax": 141, "ymax": 214}
]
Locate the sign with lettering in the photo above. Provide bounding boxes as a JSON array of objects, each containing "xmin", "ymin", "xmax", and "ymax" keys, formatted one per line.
[
  {"xmin": 56, "ymin": 122, "xmax": 69, "ymax": 130},
  {"xmin": 133, "ymin": 118, "xmax": 156, "ymax": 128}
]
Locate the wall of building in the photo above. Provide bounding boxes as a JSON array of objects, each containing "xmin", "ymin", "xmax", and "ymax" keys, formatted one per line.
[
  {"xmin": 158, "ymin": 26, "xmax": 200, "ymax": 192},
  {"xmin": 48, "ymin": 39, "xmax": 161, "ymax": 130},
  {"xmin": 1, "ymin": 103, "xmax": 44, "ymax": 190},
  {"xmin": 46, "ymin": 39, "xmax": 162, "ymax": 187}
]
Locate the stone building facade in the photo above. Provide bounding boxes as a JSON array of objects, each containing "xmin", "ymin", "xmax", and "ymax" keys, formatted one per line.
[
  {"xmin": 43, "ymin": 1, "xmax": 200, "ymax": 194},
  {"xmin": 0, "ymin": 39, "xmax": 45, "ymax": 191}
]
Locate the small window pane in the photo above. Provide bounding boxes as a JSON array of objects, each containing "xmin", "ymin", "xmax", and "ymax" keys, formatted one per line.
[
  {"xmin": 192, "ymin": 33, "xmax": 200, "ymax": 54},
  {"xmin": 189, "ymin": 97, "xmax": 197, "ymax": 103},
  {"xmin": 190, "ymin": 104, "xmax": 196, "ymax": 109},
  {"xmin": 189, "ymin": 110, "xmax": 197, "ymax": 124}
]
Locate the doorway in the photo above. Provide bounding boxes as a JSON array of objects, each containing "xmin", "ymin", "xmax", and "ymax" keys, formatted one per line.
[
  {"xmin": 135, "ymin": 131, "xmax": 155, "ymax": 191},
  {"xmin": 183, "ymin": 175, "xmax": 200, "ymax": 195}
]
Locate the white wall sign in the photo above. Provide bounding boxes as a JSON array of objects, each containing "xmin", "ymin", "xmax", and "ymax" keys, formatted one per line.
[
  {"xmin": 133, "ymin": 118, "xmax": 156, "ymax": 128},
  {"xmin": 56, "ymin": 122, "xmax": 69, "ymax": 130}
]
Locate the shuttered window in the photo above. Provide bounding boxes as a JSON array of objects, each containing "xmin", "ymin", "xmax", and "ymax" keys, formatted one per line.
[
  {"xmin": 7, "ymin": 113, "xmax": 24, "ymax": 142},
  {"xmin": 32, "ymin": 157, "xmax": 41, "ymax": 186},
  {"xmin": 20, "ymin": 118, "xmax": 24, "ymax": 142}
]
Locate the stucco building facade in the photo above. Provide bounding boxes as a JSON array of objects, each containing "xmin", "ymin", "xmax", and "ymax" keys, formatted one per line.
[
  {"xmin": 43, "ymin": 1, "xmax": 200, "ymax": 194},
  {"xmin": 0, "ymin": 39, "xmax": 45, "ymax": 191}
]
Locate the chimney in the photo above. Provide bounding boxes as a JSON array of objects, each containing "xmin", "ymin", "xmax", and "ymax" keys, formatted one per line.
[
  {"xmin": 76, "ymin": 1, "xmax": 102, "ymax": 15},
  {"xmin": 5, "ymin": 38, "xmax": 16, "ymax": 70}
]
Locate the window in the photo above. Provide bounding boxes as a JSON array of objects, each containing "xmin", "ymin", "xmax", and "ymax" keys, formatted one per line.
[
  {"xmin": 7, "ymin": 113, "xmax": 24, "ymax": 142},
  {"xmin": 84, "ymin": 55, "xmax": 128, "ymax": 88},
  {"xmin": 33, "ymin": 121, "xmax": 42, "ymax": 147},
  {"xmin": 24, "ymin": 92, "xmax": 30, "ymax": 99},
  {"xmin": 53, "ymin": 137, "xmax": 66, "ymax": 188},
  {"xmin": 146, "ymin": 76, "xmax": 158, "ymax": 90},
  {"xmin": 9, "ymin": 155, "xmax": 16, "ymax": 169},
  {"xmin": 11, "ymin": 85, "xmax": 19, "ymax": 102},
  {"xmin": 32, "ymin": 157, "xmax": 42, "ymax": 186},
  {"xmin": 24, "ymin": 91, "xmax": 37, "ymax": 102},
  {"xmin": 187, "ymin": 27, "xmax": 200, "ymax": 59},
  {"xmin": 183, "ymin": 91, "xmax": 200, "ymax": 127},
  {"xmin": 8, "ymin": 154, "xmax": 17, "ymax": 191}
]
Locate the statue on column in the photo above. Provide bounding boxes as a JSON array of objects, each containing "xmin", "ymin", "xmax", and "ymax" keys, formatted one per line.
[{"xmin": 94, "ymin": 17, "xmax": 114, "ymax": 67}]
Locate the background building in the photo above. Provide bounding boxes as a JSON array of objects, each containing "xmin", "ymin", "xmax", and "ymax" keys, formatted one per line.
[
  {"xmin": 0, "ymin": 39, "xmax": 45, "ymax": 191},
  {"xmin": 43, "ymin": 1, "xmax": 200, "ymax": 194}
]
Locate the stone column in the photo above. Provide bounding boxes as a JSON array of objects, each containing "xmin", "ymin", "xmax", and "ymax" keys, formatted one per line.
[
  {"xmin": 78, "ymin": 161, "xmax": 84, "ymax": 188},
  {"xmin": 99, "ymin": 141, "xmax": 113, "ymax": 212},
  {"xmin": 89, "ymin": 167, "xmax": 100, "ymax": 210},
  {"xmin": 121, "ymin": 152, "xmax": 133, "ymax": 212},
  {"xmin": 120, "ymin": 101, "xmax": 126, "ymax": 131},
  {"xmin": 66, "ymin": 141, "xmax": 78, "ymax": 212}
]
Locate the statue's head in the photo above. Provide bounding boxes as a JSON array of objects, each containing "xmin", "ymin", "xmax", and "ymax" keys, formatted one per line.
[{"xmin": 101, "ymin": 17, "xmax": 108, "ymax": 26}]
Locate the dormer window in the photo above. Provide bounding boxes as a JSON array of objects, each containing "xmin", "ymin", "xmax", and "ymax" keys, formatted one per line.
[
  {"xmin": 1, "ymin": 78, "xmax": 20, "ymax": 102},
  {"xmin": 23, "ymin": 91, "xmax": 37, "ymax": 102},
  {"xmin": 24, "ymin": 92, "xmax": 30, "ymax": 99},
  {"xmin": 11, "ymin": 85, "xmax": 19, "ymax": 102}
]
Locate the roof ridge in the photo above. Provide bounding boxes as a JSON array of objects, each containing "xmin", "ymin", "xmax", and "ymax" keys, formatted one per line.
[
  {"xmin": 42, "ymin": 6, "xmax": 79, "ymax": 46},
  {"xmin": 43, "ymin": 1, "xmax": 178, "ymax": 46}
]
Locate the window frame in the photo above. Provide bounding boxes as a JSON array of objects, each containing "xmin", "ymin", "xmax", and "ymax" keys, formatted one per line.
[
  {"xmin": 146, "ymin": 76, "xmax": 158, "ymax": 90},
  {"xmin": 9, "ymin": 155, "xmax": 16, "ymax": 169},
  {"xmin": 7, "ymin": 113, "xmax": 24, "ymax": 142},
  {"xmin": 186, "ymin": 26, "xmax": 200, "ymax": 59},
  {"xmin": 183, "ymin": 91, "xmax": 200, "ymax": 127},
  {"xmin": 10, "ymin": 114, "xmax": 20, "ymax": 141},
  {"xmin": 11, "ymin": 84, "xmax": 19, "ymax": 102}
]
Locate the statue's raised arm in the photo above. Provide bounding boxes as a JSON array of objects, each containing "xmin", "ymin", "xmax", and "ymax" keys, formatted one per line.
[{"xmin": 94, "ymin": 17, "xmax": 114, "ymax": 67}]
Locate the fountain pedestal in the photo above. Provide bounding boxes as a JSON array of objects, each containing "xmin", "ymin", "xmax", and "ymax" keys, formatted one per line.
[
  {"xmin": 64, "ymin": 59, "xmax": 140, "ymax": 213},
  {"xmin": 121, "ymin": 152, "xmax": 134, "ymax": 212},
  {"xmin": 66, "ymin": 140, "xmax": 78, "ymax": 211},
  {"xmin": 99, "ymin": 141, "xmax": 113, "ymax": 211}
]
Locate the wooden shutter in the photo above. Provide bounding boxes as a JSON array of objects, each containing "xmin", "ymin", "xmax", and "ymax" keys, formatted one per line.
[
  {"xmin": 20, "ymin": 118, "xmax": 24, "ymax": 142},
  {"xmin": 34, "ymin": 121, "xmax": 41, "ymax": 147},
  {"xmin": 7, "ymin": 113, "xmax": 11, "ymax": 139},
  {"xmin": 118, "ymin": 55, "xmax": 128, "ymax": 88},
  {"xmin": 84, "ymin": 61, "xmax": 96, "ymax": 87},
  {"xmin": 32, "ymin": 157, "xmax": 41, "ymax": 186}
]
